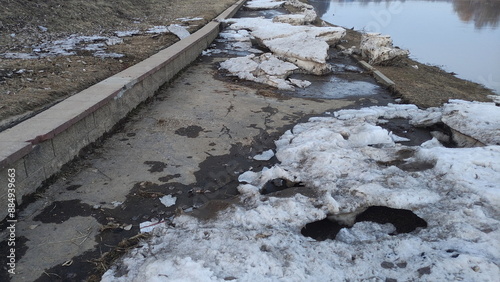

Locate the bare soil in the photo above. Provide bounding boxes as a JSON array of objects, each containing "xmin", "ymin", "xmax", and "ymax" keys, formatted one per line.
[{"xmin": 0, "ymin": 0, "xmax": 238, "ymax": 128}]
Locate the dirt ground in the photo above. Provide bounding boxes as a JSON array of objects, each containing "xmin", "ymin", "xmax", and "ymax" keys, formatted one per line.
[{"xmin": 0, "ymin": 0, "xmax": 238, "ymax": 128}]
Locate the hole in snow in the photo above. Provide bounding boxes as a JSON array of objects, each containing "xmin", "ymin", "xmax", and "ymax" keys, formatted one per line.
[
  {"xmin": 376, "ymin": 159, "xmax": 435, "ymax": 172},
  {"xmin": 301, "ymin": 206, "xmax": 427, "ymax": 241},
  {"xmin": 301, "ymin": 218, "xmax": 348, "ymax": 241},
  {"xmin": 260, "ymin": 178, "xmax": 305, "ymax": 195},
  {"xmin": 356, "ymin": 206, "xmax": 428, "ymax": 234}
]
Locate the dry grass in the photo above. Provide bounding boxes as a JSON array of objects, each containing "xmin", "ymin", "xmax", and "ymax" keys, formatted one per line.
[{"xmin": 0, "ymin": 0, "xmax": 238, "ymax": 125}]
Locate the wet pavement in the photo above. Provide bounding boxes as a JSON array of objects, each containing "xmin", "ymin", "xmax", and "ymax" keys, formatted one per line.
[{"xmin": 0, "ymin": 8, "xmax": 419, "ymax": 282}]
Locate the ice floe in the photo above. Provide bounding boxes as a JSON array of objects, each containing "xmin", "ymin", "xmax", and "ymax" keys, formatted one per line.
[
  {"xmin": 220, "ymin": 17, "xmax": 345, "ymax": 88},
  {"xmin": 102, "ymin": 100, "xmax": 500, "ymax": 281},
  {"xmin": 220, "ymin": 53, "xmax": 308, "ymax": 90},
  {"xmin": 360, "ymin": 33, "xmax": 410, "ymax": 65}
]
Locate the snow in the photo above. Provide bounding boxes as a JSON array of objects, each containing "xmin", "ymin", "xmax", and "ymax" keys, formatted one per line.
[
  {"xmin": 219, "ymin": 53, "xmax": 300, "ymax": 90},
  {"xmin": 166, "ymin": 24, "xmax": 190, "ymax": 39},
  {"xmin": 159, "ymin": 195, "xmax": 177, "ymax": 208},
  {"xmin": 360, "ymin": 33, "xmax": 410, "ymax": 65},
  {"xmin": 115, "ymin": 30, "xmax": 141, "ymax": 37},
  {"xmin": 103, "ymin": 101, "xmax": 500, "ymax": 281},
  {"xmin": 219, "ymin": 17, "xmax": 345, "ymax": 88},
  {"xmin": 245, "ymin": 0, "xmax": 286, "ymax": 10},
  {"xmin": 441, "ymin": 100, "xmax": 500, "ymax": 145},
  {"xmin": 176, "ymin": 17, "xmax": 204, "ymax": 22},
  {"xmin": 253, "ymin": 149, "xmax": 275, "ymax": 161}
]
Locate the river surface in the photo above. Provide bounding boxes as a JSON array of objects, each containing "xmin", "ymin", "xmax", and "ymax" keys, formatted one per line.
[{"xmin": 309, "ymin": 0, "xmax": 500, "ymax": 94}]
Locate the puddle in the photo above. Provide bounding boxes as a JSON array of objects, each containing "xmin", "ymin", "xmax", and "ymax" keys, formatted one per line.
[
  {"xmin": 301, "ymin": 206, "xmax": 427, "ymax": 241},
  {"xmin": 144, "ymin": 161, "xmax": 168, "ymax": 173},
  {"xmin": 174, "ymin": 125, "xmax": 205, "ymax": 138},
  {"xmin": 261, "ymin": 178, "xmax": 304, "ymax": 195},
  {"xmin": 237, "ymin": 7, "xmax": 289, "ymax": 19},
  {"xmin": 376, "ymin": 118, "xmax": 433, "ymax": 146},
  {"xmin": 377, "ymin": 159, "xmax": 435, "ymax": 172},
  {"xmin": 290, "ymin": 74, "xmax": 386, "ymax": 99},
  {"xmin": 33, "ymin": 200, "xmax": 94, "ymax": 223}
]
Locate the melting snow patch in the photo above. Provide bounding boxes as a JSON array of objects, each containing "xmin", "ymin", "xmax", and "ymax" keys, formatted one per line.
[
  {"xmin": 253, "ymin": 149, "xmax": 275, "ymax": 161},
  {"xmin": 167, "ymin": 24, "xmax": 190, "ymax": 39},
  {"xmin": 176, "ymin": 17, "xmax": 204, "ymax": 22},
  {"xmin": 146, "ymin": 24, "xmax": 190, "ymax": 39},
  {"xmin": 139, "ymin": 219, "xmax": 167, "ymax": 233},
  {"xmin": 103, "ymin": 101, "xmax": 500, "ymax": 281},
  {"xmin": 159, "ymin": 195, "xmax": 177, "ymax": 208},
  {"xmin": 115, "ymin": 30, "xmax": 141, "ymax": 37}
]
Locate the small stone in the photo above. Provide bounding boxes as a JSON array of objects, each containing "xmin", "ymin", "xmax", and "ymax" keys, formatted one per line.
[
  {"xmin": 381, "ymin": 261, "xmax": 395, "ymax": 269},
  {"xmin": 472, "ymin": 266, "xmax": 480, "ymax": 272},
  {"xmin": 396, "ymin": 262, "xmax": 407, "ymax": 268},
  {"xmin": 417, "ymin": 266, "xmax": 431, "ymax": 276}
]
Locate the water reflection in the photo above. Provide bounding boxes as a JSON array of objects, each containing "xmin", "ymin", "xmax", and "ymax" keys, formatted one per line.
[
  {"xmin": 316, "ymin": 0, "xmax": 500, "ymax": 30},
  {"xmin": 310, "ymin": 0, "xmax": 500, "ymax": 93},
  {"xmin": 453, "ymin": 0, "xmax": 500, "ymax": 29}
]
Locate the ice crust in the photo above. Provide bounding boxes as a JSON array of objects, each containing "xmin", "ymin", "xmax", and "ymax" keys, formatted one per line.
[{"xmin": 103, "ymin": 101, "xmax": 500, "ymax": 281}]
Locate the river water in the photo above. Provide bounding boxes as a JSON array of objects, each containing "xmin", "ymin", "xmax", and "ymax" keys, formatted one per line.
[{"xmin": 309, "ymin": 0, "xmax": 500, "ymax": 94}]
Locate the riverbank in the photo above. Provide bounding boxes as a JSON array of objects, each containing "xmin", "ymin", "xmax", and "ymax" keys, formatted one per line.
[{"xmin": 325, "ymin": 21, "xmax": 495, "ymax": 108}]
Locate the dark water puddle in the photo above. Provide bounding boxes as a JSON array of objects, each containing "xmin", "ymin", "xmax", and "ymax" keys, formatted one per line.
[
  {"xmin": 34, "ymin": 200, "xmax": 94, "ymax": 223},
  {"xmin": 261, "ymin": 178, "xmax": 304, "ymax": 195},
  {"xmin": 237, "ymin": 7, "xmax": 289, "ymax": 19},
  {"xmin": 144, "ymin": 161, "xmax": 168, "ymax": 173},
  {"xmin": 301, "ymin": 218, "xmax": 348, "ymax": 241},
  {"xmin": 301, "ymin": 206, "xmax": 427, "ymax": 241},
  {"xmin": 0, "ymin": 236, "xmax": 28, "ymax": 281},
  {"xmin": 174, "ymin": 125, "xmax": 205, "ymax": 138},
  {"xmin": 377, "ymin": 118, "xmax": 433, "ymax": 146}
]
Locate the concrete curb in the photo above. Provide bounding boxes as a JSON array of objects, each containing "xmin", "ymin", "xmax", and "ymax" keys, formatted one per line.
[
  {"xmin": 337, "ymin": 44, "xmax": 395, "ymax": 87},
  {"xmin": 0, "ymin": 0, "xmax": 247, "ymax": 220}
]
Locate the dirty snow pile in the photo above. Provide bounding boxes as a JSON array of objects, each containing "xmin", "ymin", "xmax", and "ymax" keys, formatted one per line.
[
  {"xmin": 360, "ymin": 33, "xmax": 410, "ymax": 65},
  {"xmin": 102, "ymin": 100, "xmax": 499, "ymax": 282}
]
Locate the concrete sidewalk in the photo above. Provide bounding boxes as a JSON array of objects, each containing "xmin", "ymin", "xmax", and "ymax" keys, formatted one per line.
[{"xmin": 0, "ymin": 51, "xmax": 364, "ymax": 281}]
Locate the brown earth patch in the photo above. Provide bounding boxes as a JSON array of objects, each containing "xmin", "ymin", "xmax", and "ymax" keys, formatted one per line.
[{"xmin": 0, "ymin": 0, "xmax": 238, "ymax": 127}]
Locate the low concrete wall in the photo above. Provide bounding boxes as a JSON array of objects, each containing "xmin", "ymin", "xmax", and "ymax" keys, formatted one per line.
[{"xmin": 0, "ymin": 0, "xmax": 246, "ymax": 220}]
